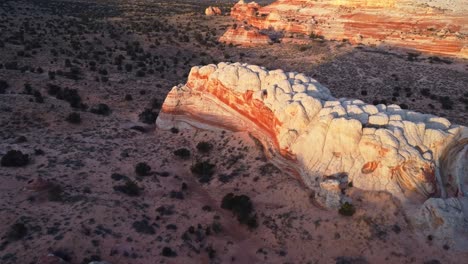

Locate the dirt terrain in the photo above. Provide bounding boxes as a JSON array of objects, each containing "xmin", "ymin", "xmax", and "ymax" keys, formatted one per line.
[{"xmin": 0, "ymin": 0, "xmax": 467, "ymax": 263}]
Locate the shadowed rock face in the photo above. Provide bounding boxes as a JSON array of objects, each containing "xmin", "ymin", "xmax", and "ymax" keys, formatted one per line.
[
  {"xmin": 157, "ymin": 62, "xmax": 467, "ymax": 202},
  {"xmin": 228, "ymin": 0, "xmax": 468, "ymax": 58}
]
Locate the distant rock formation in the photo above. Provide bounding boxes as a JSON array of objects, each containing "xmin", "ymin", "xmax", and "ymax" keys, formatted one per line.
[
  {"xmin": 227, "ymin": 0, "xmax": 468, "ymax": 58},
  {"xmin": 157, "ymin": 62, "xmax": 468, "ymax": 248},
  {"xmin": 219, "ymin": 25, "xmax": 272, "ymax": 46},
  {"xmin": 205, "ymin": 6, "xmax": 222, "ymax": 16}
]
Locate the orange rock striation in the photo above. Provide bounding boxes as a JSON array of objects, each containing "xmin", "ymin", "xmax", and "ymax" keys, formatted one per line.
[
  {"xmin": 157, "ymin": 62, "xmax": 468, "ymax": 248},
  {"xmin": 219, "ymin": 25, "xmax": 272, "ymax": 46},
  {"xmin": 229, "ymin": 0, "xmax": 468, "ymax": 58}
]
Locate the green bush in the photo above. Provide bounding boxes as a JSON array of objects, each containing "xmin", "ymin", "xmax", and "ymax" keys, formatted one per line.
[
  {"xmin": 173, "ymin": 148, "xmax": 191, "ymax": 159},
  {"xmin": 221, "ymin": 193, "xmax": 258, "ymax": 229},
  {"xmin": 1, "ymin": 150, "xmax": 29, "ymax": 167},
  {"xmin": 135, "ymin": 162, "xmax": 151, "ymax": 176},
  {"xmin": 338, "ymin": 202, "xmax": 356, "ymax": 216},
  {"xmin": 114, "ymin": 180, "xmax": 142, "ymax": 196},
  {"xmin": 191, "ymin": 161, "xmax": 215, "ymax": 183},
  {"xmin": 66, "ymin": 112, "xmax": 81, "ymax": 124},
  {"xmin": 90, "ymin": 103, "xmax": 111, "ymax": 116},
  {"xmin": 196, "ymin": 141, "xmax": 213, "ymax": 153},
  {"xmin": 7, "ymin": 223, "xmax": 27, "ymax": 241},
  {"xmin": 138, "ymin": 109, "xmax": 157, "ymax": 124}
]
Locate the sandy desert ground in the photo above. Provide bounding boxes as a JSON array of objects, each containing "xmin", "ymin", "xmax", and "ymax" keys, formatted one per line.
[{"xmin": 0, "ymin": 0, "xmax": 467, "ymax": 263}]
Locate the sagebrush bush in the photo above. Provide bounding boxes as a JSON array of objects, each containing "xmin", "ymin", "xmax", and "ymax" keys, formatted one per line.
[
  {"xmin": 135, "ymin": 162, "xmax": 151, "ymax": 176},
  {"xmin": 1, "ymin": 150, "xmax": 29, "ymax": 167},
  {"xmin": 90, "ymin": 103, "xmax": 111, "ymax": 116},
  {"xmin": 66, "ymin": 112, "xmax": 81, "ymax": 124},
  {"xmin": 338, "ymin": 202, "xmax": 356, "ymax": 216},
  {"xmin": 191, "ymin": 161, "xmax": 215, "ymax": 183},
  {"xmin": 196, "ymin": 141, "xmax": 213, "ymax": 153},
  {"xmin": 173, "ymin": 148, "xmax": 191, "ymax": 159},
  {"xmin": 114, "ymin": 180, "xmax": 142, "ymax": 196},
  {"xmin": 138, "ymin": 109, "xmax": 157, "ymax": 124},
  {"xmin": 221, "ymin": 193, "xmax": 258, "ymax": 229}
]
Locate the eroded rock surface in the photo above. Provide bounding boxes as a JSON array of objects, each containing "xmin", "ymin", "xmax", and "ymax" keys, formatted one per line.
[
  {"xmin": 219, "ymin": 26, "xmax": 272, "ymax": 46},
  {"xmin": 158, "ymin": 62, "xmax": 467, "ymax": 202},
  {"xmin": 157, "ymin": 61, "xmax": 468, "ymax": 248},
  {"xmin": 205, "ymin": 6, "xmax": 221, "ymax": 16},
  {"xmin": 228, "ymin": 0, "xmax": 468, "ymax": 58}
]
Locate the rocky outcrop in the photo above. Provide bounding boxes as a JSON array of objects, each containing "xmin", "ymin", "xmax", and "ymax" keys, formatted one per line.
[
  {"xmin": 205, "ymin": 6, "xmax": 222, "ymax": 16},
  {"xmin": 158, "ymin": 62, "xmax": 467, "ymax": 203},
  {"xmin": 228, "ymin": 0, "xmax": 468, "ymax": 58},
  {"xmin": 157, "ymin": 62, "xmax": 467, "ymax": 247},
  {"xmin": 219, "ymin": 26, "xmax": 272, "ymax": 46},
  {"xmin": 231, "ymin": 0, "xmax": 261, "ymax": 20},
  {"xmin": 415, "ymin": 197, "xmax": 468, "ymax": 250}
]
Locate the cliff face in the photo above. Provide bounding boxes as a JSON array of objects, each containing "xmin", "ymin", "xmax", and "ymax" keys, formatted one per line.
[
  {"xmin": 228, "ymin": 0, "xmax": 468, "ymax": 58},
  {"xmin": 157, "ymin": 62, "xmax": 467, "ymax": 203}
]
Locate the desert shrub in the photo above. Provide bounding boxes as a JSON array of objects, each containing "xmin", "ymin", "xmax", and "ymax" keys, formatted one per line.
[
  {"xmin": 132, "ymin": 220, "xmax": 155, "ymax": 234},
  {"xmin": 66, "ymin": 112, "xmax": 81, "ymax": 124},
  {"xmin": 196, "ymin": 141, "xmax": 213, "ymax": 153},
  {"xmin": 338, "ymin": 202, "xmax": 356, "ymax": 216},
  {"xmin": 7, "ymin": 223, "xmax": 27, "ymax": 241},
  {"xmin": 173, "ymin": 148, "xmax": 191, "ymax": 159},
  {"xmin": 191, "ymin": 161, "xmax": 215, "ymax": 183},
  {"xmin": 221, "ymin": 193, "xmax": 258, "ymax": 229},
  {"xmin": 1, "ymin": 150, "xmax": 29, "ymax": 167},
  {"xmin": 0, "ymin": 80, "xmax": 9, "ymax": 93},
  {"xmin": 48, "ymin": 184, "xmax": 64, "ymax": 202},
  {"xmin": 407, "ymin": 52, "xmax": 419, "ymax": 61},
  {"xmin": 48, "ymin": 71, "xmax": 56, "ymax": 80},
  {"xmin": 421, "ymin": 88, "xmax": 431, "ymax": 97},
  {"xmin": 111, "ymin": 173, "xmax": 129, "ymax": 181},
  {"xmin": 151, "ymin": 98, "xmax": 161, "ymax": 109},
  {"xmin": 136, "ymin": 70, "xmax": 145, "ymax": 77},
  {"xmin": 33, "ymin": 90, "xmax": 44, "ymax": 103},
  {"xmin": 113, "ymin": 180, "xmax": 142, "ymax": 196},
  {"xmin": 135, "ymin": 162, "xmax": 151, "ymax": 176},
  {"xmin": 170, "ymin": 127, "xmax": 179, "ymax": 134},
  {"xmin": 90, "ymin": 103, "xmax": 111, "ymax": 115},
  {"xmin": 138, "ymin": 109, "xmax": 157, "ymax": 124},
  {"xmin": 170, "ymin": 190, "xmax": 184, "ymax": 199},
  {"xmin": 439, "ymin": 96, "xmax": 454, "ymax": 110},
  {"xmin": 125, "ymin": 94, "xmax": 133, "ymax": 101},
  {"xmin": 47, "ymin": 85, "xmax": 84, "ymax": 108},
  {"xmin": 161, "ymin": 247, "xmax": 177, "ymax": 257}
]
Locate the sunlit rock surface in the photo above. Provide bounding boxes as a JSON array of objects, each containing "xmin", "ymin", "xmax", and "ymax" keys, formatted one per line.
[
  {"xmin": 228, "ymin": 0, "xmax": 468, "ymax": 58},
  {"xmin": 158, "ymin": 62, "xmax": 467, "ymax": 200},
  {"xmin": 205, "ymin": 6, "xmax": 222, "ymax": 16},
  {"xmin": 219, "ymin": 26, "xmax": 272, "ymax": 46},
  {"xmin": 157, "ymin": 62, "xmax": 467, "ymax": 248}
]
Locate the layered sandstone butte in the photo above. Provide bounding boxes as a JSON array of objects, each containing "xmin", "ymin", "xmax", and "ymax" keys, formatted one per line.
[
  {"xmin": 157, "ymin": 62, "xmax": 468, "ymax": 247},
  {"xmin": 229, "ymin": 0, "xmax": 468, "ymax": 58},
  {"xmin": 219, "ymin": 26, "xmax": 272, "ymax": 46},
  {"xmin": 205, "ymin": 6, "xmax": 222, "ymax": 16}
]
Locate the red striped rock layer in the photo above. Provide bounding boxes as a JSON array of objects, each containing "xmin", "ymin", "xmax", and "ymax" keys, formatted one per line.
[
  {"xmin": 157, "ymin": 62, "xmax": 468, "ymax": 204},
  {"xmin": 231, "ymin": 0, "xmax": 468, "ymax": 58},
  {"xmin": 219, "ymin": 26, "xmax": 272, "ymax": 46}
]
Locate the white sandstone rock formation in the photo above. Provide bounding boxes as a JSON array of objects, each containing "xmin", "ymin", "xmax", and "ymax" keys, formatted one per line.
[{"xmin": 157, "ymin": 62, "xmax": 468, "ymax": 247}]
